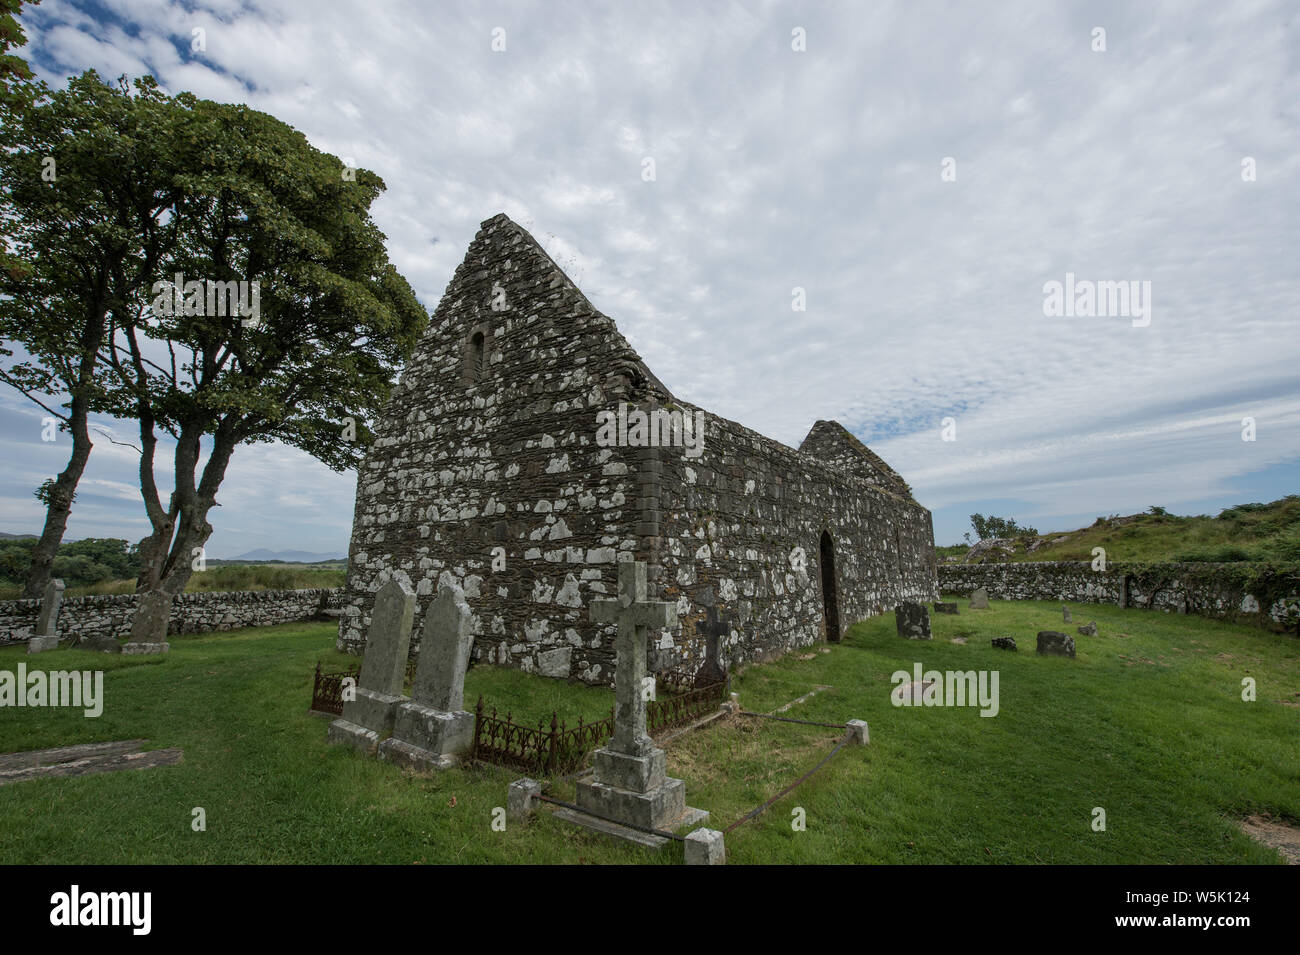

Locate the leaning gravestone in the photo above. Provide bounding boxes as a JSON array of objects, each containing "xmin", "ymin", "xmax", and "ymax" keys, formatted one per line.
[
  {"xmin": 328, "ymin": 579, "xmax": 416, "ymax": 754},
  {"xmin": 1062, "ymin": 606, "xmax": 1072, "ymax": 623},
  {"xmin": 1036, "ymin": 631, "xmax": 1076, "ymax": 658},
  {"xmin": 27, "ymin": 579, "xmax": 65, "ymax": 654},
  {"xmin": 121, "ymin": 590, "xmax": 172, "ymax": 655},
  {"xmin": 378, "ymin": 584, "xmax": 476, "ymax": 771},
  {"xmin": 895, "ymin": 602, "xmax": 931, "ymax": 640},
  {"xmin": 969, "ymin": 587, "xmax": 990, "ymax": 610},
  {"xmin": 933, "ymin": 601, "xmax": 959, "ymax": 615},
  {"xmin": 561, "ymin": 560, "xmax": 707, "ymax": 847}
]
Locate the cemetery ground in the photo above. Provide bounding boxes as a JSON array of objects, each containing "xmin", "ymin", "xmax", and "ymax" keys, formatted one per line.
[{"xmin": 0, "ymin": 599, "xmax": 1296, "ymax": 865}]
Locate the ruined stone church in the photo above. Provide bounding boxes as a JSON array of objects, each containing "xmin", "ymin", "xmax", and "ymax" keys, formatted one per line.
[{"xmin": 337, "ymin": 213, "xmax": 937, "ymax": 684}]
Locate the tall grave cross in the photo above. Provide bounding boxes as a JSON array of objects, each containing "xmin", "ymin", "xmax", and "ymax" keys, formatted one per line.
[{"xmin": 590, "ymin": 561, "xmax": 677, "ymax": 756}]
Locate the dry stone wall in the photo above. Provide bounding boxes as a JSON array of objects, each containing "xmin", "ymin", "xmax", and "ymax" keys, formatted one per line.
[
  {"xmin": 939, "ymin": 561, "xmax": 1299, "ymax": 633},
  {"xmin": 0, "ymin": 588, "xmax": 343, "ymax": 646}
]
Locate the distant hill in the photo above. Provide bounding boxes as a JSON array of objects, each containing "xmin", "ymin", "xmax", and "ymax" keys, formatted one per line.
[
  {"xmin": 229, "ymin": 548, "xmax": 346, "ymax": 563},
  {"xmin": 938, "ymin": 495, "xmax": 1300, "ymax": 564},
  {"xmin": 0, "ymin": 532, "xmax": 37, "ymax": 540}
]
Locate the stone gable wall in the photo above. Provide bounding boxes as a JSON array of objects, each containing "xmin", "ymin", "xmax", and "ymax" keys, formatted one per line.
[
  {"xmin": 938, "ymin": 561, "xmax": 1299, "ymax": 632},
  {"xmin": 0, "ymin": 588, "xmax": 342, "ymax": 646},
  {"xmin": 338, "ymin": 214, "xmax": 650, "ymax": 683}
]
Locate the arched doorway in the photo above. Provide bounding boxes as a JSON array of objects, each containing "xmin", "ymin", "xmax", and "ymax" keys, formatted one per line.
[{"xmin": 819, "ymin": 530, "xmax": 840, "ymax": 642}]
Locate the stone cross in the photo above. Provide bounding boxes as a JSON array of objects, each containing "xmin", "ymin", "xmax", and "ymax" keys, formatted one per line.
[
  {"xmin": 35, "ymin": 578, "xmax": 65, "ymax": 635},
  {"xmin": 410, "ymin": 584, "xmax": 474, "ymax": 711},
  {"xmin": 591, "ymin": 561, "xmax": 677, "ymax": 757},
  {"xmin": 694, "ymin": 605, "xmax": 729, "ymax": 687}
]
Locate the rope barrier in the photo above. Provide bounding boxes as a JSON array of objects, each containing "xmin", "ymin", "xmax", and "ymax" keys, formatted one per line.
[
  {"xmin": 736, "ymin": 710, "xmax": 847, "ymax": 730},
  {"xmin": 722, "ymin": 730, "xmax": 852, "ymax": 834}
]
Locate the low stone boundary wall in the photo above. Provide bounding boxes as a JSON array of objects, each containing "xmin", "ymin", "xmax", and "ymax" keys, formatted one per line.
[
  {"xmin": 0, "ymin": 587, "xmax": 345, "ymax": 646},
  {"xmin": 938, "ymin": 562, "xmax": 1299, "ymax": 633}
]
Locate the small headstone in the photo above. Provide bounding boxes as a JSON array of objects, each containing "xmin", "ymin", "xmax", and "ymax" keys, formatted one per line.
[
  {"xmin": 1062, "ymin": 606, "xmax": 1072, "ymax": 623},
  {"xmin": 895, "ymin": 602, "xmax": 931, "ymax": 640},
  {"xmin": 328, "ymin": 579, "xmax": 416, "ymax": 754},
  {"xmin": 27, "ymin": 579, "xmax": 65, "ymax": 654},
  {"xmin": 378, "ymin": 584, "xmax": 477, "ymax": 771},
  {"xmin": 969, "ymin": 587, "xmax": 989, "ymax": 609},
  {"xmin": 1077, "ymin": 621, "xmax": 1098, "ymax": 636},
  {"xmin": 991, "ymin": 637, "xmax": 1018, "ymax": 651},
  {"xmin": 933, "ymin": 601, "xmax": 959, "ymax": 615},
  {"xmin": 1036, "ymin": 631, "xmax": 1076, "ymax": 658},
  {"xmin": 121, "ymin": 590, "xmax": 172, "ymax": 654}
]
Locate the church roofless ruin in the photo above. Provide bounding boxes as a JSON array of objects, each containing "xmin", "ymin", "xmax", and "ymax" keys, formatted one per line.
[{"xmin": 338, "ymin": 213, "xmax": 937, "ymax": 684}]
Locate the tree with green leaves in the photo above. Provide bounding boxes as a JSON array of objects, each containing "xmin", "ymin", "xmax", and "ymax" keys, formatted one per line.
[
  {"xmin": 965, "ymin": 513, "xmax": 1039, "ymax": 544},
  {"xmin": 0, "ymin": 72, "xmax": 193, "ymax": 597},
  {"xmin": 0, "ymin": 0, "xmax": 39, "ymax": 100},
  {"xmin": 98, "ymin": 93, "xmax": 426, "ymax": 644}
]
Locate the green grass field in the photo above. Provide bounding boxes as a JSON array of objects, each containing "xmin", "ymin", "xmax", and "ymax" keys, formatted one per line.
[{"xmin": 1, "ymin": 598, "xmax": 1296, "ymax": 864}]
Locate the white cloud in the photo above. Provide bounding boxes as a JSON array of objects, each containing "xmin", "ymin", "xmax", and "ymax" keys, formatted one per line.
[{"xmin": 5, "ymin": 0, "xmax": 1296, "ymax": 551}]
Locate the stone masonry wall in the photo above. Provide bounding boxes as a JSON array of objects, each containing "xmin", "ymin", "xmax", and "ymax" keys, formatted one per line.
[
  {"xmin": 654, "ymin": 409, "xmax": 936, "ymax": 674},
  {"xmin": 939, "ymin": 562, "xmax": 1299, "ymax": 633},
  {"xmin": 0, "ymin": 587, "xmax": 343, "ymax": 646}
]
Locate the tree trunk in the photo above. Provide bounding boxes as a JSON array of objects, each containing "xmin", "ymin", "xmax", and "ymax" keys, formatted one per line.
[
  {"xmin": 128, "ymin": 421, "xmax": 239, "ymax": 644},
  {"xmin": 22, "ymin": 395, "xmax": 93, "ymax": 599}
]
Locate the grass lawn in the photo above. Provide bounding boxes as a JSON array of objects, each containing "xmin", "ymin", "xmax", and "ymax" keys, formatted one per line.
[{"xmin": 0, "ymin": 598, "xmax": 1296, "ymax": 864}]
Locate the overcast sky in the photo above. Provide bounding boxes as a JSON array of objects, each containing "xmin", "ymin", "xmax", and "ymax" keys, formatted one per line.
[{"xmin": 2, "ymin": 0, "xmax": 1297, "ymax": 555}]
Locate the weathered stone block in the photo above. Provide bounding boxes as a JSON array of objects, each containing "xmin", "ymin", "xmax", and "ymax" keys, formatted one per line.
[
  {"xmin": 576, "ymin": 775, "xmax": 686, "ymax": 831},
  {"xmin": 991, "ymin": 636, "xmax": 1017, "ymax": 651},
  {"xmin": 592, "ymin": 746, "xmax": 668, "ymax": 794},
  {"xmin": 383, "ymin": 702, "xmax": 474, "ymax": 760},
  {"xmin": 846, "ymin": 719, "xmax": 869, "ymax": 745},
  {"xmin": 339, "ymin": 687, "xmax": 404, "ymax": 737},
  {"xmin": 1077, "ymin": 621, "xmax": 1098, "ymax": 636},
  {"xmin": 537, "ymin": 645, "xmax": 571, "ymax": 678},
  {"xmin": 684, "ymin": 827, "xmax": 726, "ymax": 865},
  {"xmin": 508, "ymin": 778, "xmax": 544, "ymax": 820},
  {"xmin": 326, "ymin": 719, "xmax": 382, "ymax": 755}
]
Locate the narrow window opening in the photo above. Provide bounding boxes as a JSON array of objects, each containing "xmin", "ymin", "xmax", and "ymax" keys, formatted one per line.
[{"xmin": 470, "ymin": 331, "xmax": 486, "ymax": 382}]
